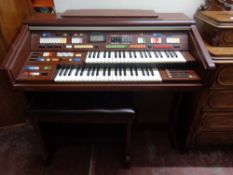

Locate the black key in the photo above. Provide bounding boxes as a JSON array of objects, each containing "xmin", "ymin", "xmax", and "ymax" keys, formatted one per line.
[
  {"xmin": 123, "ymin": 68, "xmax": 127, "ymax": 76},
  {"xmin": 108, "ymin": 51, "xmax": 111, "ymax": 58},
  {"xmin": 119, "ymin": 67, "xmax": 122, "ymax": 76},
  {"xmin": 149, "ymin": 67, "xmax": 154, "ymax": 76},
  {"xmin": 145, "ymin": 68, "xmax": 150, "ymax": 76},
  {"xmin": 164, "ymin": 51, "xmax": 170, "ymax": 58},
  {"xmin": 140, "ymin": 51, "xmax": 144, "ymax": 58},
  {"xmin": 92, "ymin": 67, "xmax": 96, "ymax": 76},
  {"xmin": 87, "ymin": 67, "xmax": 92, "ymax": 76},
  {"xmin": 168, "ymin": 51, "xmax": 174, "ymax": 58},
  {"xmin": 119, "ymin": 51, "xmax": 121, "ymax": 58},
  {"xmin": 129, "ymin": 51, "xmax": 132, "ymax": 58},
  {"xmin": 59, "ymin": 65, "xmax": 65, "ymax": 76},
  {"xmin": 75, "ymin": 66, "xmax": 80, "ymax": 76},
  {"xmin": 63, "ymin": 65, "xmax": 70, "ymax": 76},
  {"xmin": 88, "ymin": 52, "xmax": 91, "ymax": 58},
  {"xmin": 115, "ymin": 67, "xmax": 117, "ymax": 76},
  {"xmin": 141, "ymin": 68, "xmax": 145, "ymax": 76},
  {"xmin": 96, "ymin": 67, "xmax": 99, "ymax": 76},
  {"xmin": 148, "ymin": 51, "xmax": 152, "ymax": 58},
  {"xmin": 133, "ymin": 51, "xmax": 137, "ymax": 58},
  {"xmin": 123, "ymin": 51, "xmax": 126, "ymax": 58},
  {"xmin": 154, "ymin": 51, "xmax": 158, "ymax": 58},
  {"xmin": 97, "ymin": 51, "xmax": 100, "ymax": 58},
  {"xmin": 143, "ymin": 51, "xmax": 147, "ymax": 58},
  {"xmin": 68, "ymin": 65, "xmax": 73, "ymax": 76},
  {"xmin": 130, "ymin": 67, "xmax": 133, "ymax": 76},
  {"xmin": 108, "ymin": 67, "xmax": 111, "ymax": 76},
  {"xmin": 103, "ymin": 67, "xmax": 107, "ymax": 76},
  {"xmin": 80, "ymin": 67, "xmax": 85, "ymax": 76},
  {"xmin": 158, "ymin": 51, "xmax": 163, "ymax": 58},
  {"xmin": 173, "ymin": 51, "xmax": 178, "ymax": 58},
  {"xmin": 134, "ymin": 67, "xmax": 138, "ymax": 76},
  {"xmin": 93, "ymin": 51, "xmax": 97, "ymax": 58},
  {"xmin": 103, "ymin": 51, "xmax": 106, "ymax": 58},
  {"xmin": 115, "ymin": 51, "xmax": 117, "ymax": 58},
  {"xmin": 167, "ymin": 51, "xmax": 172, "ymax": 58}
]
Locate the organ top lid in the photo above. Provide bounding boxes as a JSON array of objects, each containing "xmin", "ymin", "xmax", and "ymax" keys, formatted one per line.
[{"xmin": 61, "ymin": 9, "xmax": 159, "ymax": 19}]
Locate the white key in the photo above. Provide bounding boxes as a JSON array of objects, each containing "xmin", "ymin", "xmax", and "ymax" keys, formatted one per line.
[
  {"xmin": 98, "ymin": 51, "xmax": 104, "ymax": 63},
  {"xmin": 109, "ymin": 51, "xmax": 114, "ymax": 63},
  {"xmin": 124, "ymin": 51, "xmax": 130, "ymax": 63},
  {"xmin": 97, "ymin": 68, "xmax": 104, "ymax": 82},
  {"xmin": 152, "ymin": 68, "xmax": 162, "ymax": 82},
  {"xmin": 54, "ymin": 69, "xmax": 62, "ymax": 82}
]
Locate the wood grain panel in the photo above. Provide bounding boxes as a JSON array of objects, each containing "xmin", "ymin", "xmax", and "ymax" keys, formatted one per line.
[
  {"xmin": 0, "ymin": 74, "xmax": 26, "ymax": 126},
  {"xmin": 195, "ymin": 131, "xmax": 233, "ymax": 144},
  {"xmin": 0, "ymin": 0, "xmax": 31, "ymax": 126},
  {"xmin": 202, "ymin": 112, "xmax": 233, "ymax": 130},
  {"xmin": 0, "ymin": 37, "xmax": 6, "ymax": 63},
  {"xmin": 0, "ymin": 0, "xmax": 31, "ymax": 48},
  {"xmin": 205, "ymin": 42, "xmax": 233, "ymax": 57},
  {"xmin": 217, "ymin": 66, "xmax": 233, "ymax": 86},
  {"xmin": 208, "ymin": 91, "xmax": 233, "ymax": 109}
]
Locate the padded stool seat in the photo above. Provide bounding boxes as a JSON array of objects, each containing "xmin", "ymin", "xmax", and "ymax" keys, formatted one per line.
[{"xmin": 26, "ymin": 92, "xmax": 135, "ymax": 167}]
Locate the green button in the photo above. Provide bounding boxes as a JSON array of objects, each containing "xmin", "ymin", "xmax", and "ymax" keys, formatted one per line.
[
  {"xmin": 44, "ymin": 66, "xmax": 52, "ymax": 70},
  {"xmin": 106, "ymin": 45, "xmax": 128, "ymax": 49}
]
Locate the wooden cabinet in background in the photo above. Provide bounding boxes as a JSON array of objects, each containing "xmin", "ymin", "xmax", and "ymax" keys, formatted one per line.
[
  {"xmin": 200, "ymin": 0, "xmax": 233, "ymax": 11},
  {"xmin": 186, "ymin": 10, "xmax": 233, "ymax": 146},
  {"xmin": 31, "ymin": 0, "xmax": 55, "ymax": 13},
  {"xmin": 0, "ymin": 0, "xmax": 32, "ymax": 55},
  {"xmin": 0, "ymin": 0, "xmax": 32, "ymax": 126},
  {"xmin": 188, "ymin": 63, "xmax": 233, "ymax": 145}
]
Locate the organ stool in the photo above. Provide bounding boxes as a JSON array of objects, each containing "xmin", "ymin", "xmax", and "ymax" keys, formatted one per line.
[{"xmin": 25, "ymin": 92, "xmax": 135, "ymax": 167}]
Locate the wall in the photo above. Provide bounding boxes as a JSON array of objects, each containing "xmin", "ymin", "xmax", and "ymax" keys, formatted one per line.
[{"xmin": 54, "ymin": 0, "xmax": 204, "ymax": 18}]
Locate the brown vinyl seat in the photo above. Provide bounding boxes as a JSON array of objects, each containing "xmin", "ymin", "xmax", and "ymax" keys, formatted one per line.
[{"xmin": 26, "ymin": 92, "xmax": 135, "ymax": 167}]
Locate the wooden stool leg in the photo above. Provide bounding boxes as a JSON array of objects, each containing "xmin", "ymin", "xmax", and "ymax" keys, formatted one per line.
[
  {"xmin": 30, "ymin": 118, "xmax": 49, "ymax": 164},
  {"xmin": 125, "ymin": 122, "xmax": 132, "ymax": 168}
]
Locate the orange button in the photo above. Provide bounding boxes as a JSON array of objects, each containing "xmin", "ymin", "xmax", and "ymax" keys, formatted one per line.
[
  {"xmin": 52, "ymin": 58, "xmax": 60, "ymax": 62},
  {"xmin": 129, "ymin": 44, "xmax": 146, "ymax": 49}
]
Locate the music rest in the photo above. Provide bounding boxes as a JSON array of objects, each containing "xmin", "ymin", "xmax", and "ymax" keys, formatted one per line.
[{"xmin": 62, "ymin": 9, "xmax": 159, "ymax": 18}]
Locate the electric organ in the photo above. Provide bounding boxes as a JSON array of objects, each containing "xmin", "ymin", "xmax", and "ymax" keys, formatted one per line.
[
  {"xmin": 1, "ymin": 10, "xmax": 215, "ymax": 91},
  {"xmin": 0, "ymin": 10, "xmax": 218, "ymax": 158}
]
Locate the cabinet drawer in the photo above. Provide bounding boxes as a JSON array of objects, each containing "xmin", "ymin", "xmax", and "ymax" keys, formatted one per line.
[
  {"xmin": 195, "ymin": 131, "xmax": 233, "ymax": 145},
  {"xmin": 221, "ymin": 30, "xmax": 233, "ymax": 46},
  {"xmin": 202, "ymin": 112, "xmax": 233, "ymax": 130},
  {"xmin": 217, "ymin": 66, "xmax": 233, "ymax": 87},
  {"xmin": 208, "ymin": 91, "xmax": 233, "ymax": 109}
]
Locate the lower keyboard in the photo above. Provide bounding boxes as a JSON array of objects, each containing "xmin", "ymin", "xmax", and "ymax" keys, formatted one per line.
[{"xmin": 54, "ymin": 66, "xmax": 162, "ymax": 82}]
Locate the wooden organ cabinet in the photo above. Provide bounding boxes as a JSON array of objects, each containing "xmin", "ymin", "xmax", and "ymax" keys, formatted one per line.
[
  {"xmin": 1, "ymin": 10, "xmax": 215, "ymax": 149},
  {"xmin": 187, "ymin": 10, "xmax": 233, "ymax": 145}
]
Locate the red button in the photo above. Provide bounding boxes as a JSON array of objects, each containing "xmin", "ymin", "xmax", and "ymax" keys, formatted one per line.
[{"xmin": 154, "ymin": 45, "xmax": 173, "ymax": 49}]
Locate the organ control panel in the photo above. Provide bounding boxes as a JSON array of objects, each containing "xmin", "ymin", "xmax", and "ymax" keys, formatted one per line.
[{"xmin": 1, "ymin": 10, "xmax": 215, "ymax": 91}]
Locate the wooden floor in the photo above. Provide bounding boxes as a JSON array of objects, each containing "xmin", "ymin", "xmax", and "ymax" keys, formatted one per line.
[{"xmin": 0, "ymin": 123, "xmax": 233, "ymax": 175}]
